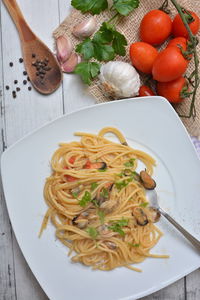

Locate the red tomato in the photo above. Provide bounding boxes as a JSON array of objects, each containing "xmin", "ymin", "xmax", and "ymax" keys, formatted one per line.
[
  {"xmin": 157, "ymin": 77, "xmax": 188, "ymax": 103},
  {"xmin": 167, "ymin": 37, "xmax": 187, "ymax": 51},
  {"xmin": 152, "ymin": 47, "xmax": 188, "ymax": 82},
  {"xmin": 129, "ymin": 42, "xmax": 158, "ymax": 74},
  {"xmin": 172, "ymin": 11, "xmax": 200, "ymax": 38},
  {"xmin": 69, "ymin": 156, "xmax": 76, "ymax": 164},
  {"xmin": 140, "ymin": 10, "xmax": 172, "ymax": 45},
  {"xmin": 65, "ymin": 175, "xmax": 77, "ymax": 182},
  {"xmin": 139, "ymin": 85, "xmax": 155, "ymax": 97}
]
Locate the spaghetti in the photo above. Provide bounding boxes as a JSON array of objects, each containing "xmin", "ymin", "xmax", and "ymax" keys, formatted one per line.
[{"xmin": 41, "ymin": 127, "xmax": 168, "ymax": 271}]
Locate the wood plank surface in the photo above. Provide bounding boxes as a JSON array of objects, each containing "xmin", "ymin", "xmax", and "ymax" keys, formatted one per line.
[{"xmin": 0, "ymin": 0, "xmax": 199, "ymax": 300}]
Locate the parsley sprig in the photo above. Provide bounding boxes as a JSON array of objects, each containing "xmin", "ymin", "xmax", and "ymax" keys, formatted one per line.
[
  {"xmin": 73, "ymin": 0, "xmax": 140, "ymax": 85},
  {"xmin": 79, "ymin": 191, "xmax": 92, "ymax": 207},
  {"xmin": 71, "ymin": 0, "xmax": 139, "ymax": 16}
]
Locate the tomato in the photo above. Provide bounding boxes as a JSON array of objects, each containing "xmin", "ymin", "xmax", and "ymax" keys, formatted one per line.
[
  {"xmin": 172, "ymin": 11, "xmax": 200, "ymax": 38},
  {"xmin": 152, "ymin": 47, "xmax": 188, "ymax": 82},
  {"xmin": 139, "ymin": 85, "xmax": 155, "ymax": 97},
  {"xmin": 157, "ymin": 77, "xmax": 188, "ymax": 103},
  {"xmin": 129, "ymin": 42, "xmax": 158, "ymax": 74},
  {"xmin": 65, "ymin": 175, "xmax": 77, "ymax": 182},
  {"xmin": 69, "ymin": 156, "xmax": 76, "ymax": 164},
  {"xmin": 167, "ymin": 37, "xmax": 187, "ymax": 51},
  {"xmin": 140, "ymin": 10, "xmax": 172, "ymax": 45}
]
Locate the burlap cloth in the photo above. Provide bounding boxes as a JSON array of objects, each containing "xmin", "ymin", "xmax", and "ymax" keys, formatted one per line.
[{"xmin": 53, "ymin": 0, "xmax": 200, "ymax": 137}]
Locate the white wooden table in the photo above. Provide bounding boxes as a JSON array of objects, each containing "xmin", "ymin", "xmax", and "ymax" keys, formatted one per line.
[{"xmin": 0, "ymin": 1, "xmax": 199, "ymax": 299}]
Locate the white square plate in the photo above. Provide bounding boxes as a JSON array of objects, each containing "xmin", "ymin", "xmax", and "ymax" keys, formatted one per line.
[{"xmin": 1, "ymin": 97, "xmax": 200, "ymax": 300}]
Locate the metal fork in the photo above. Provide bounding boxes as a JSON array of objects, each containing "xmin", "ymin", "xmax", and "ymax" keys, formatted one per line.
[{"xmin": 148, "ymin": 190, "xmax": 200, "ymax": 251}]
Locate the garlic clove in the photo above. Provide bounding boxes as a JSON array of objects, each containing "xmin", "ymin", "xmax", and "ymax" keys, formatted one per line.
[
  {"xmin": 61, "ymin": 53, "xmax": 81, "ymax": 73},
  {"xmin": 72, "ymin": 17, "xmax": 97, "ymax": 39},
  {"xmin": 56, "ymin": 35, "xmax": 73, "ymax": 63}
]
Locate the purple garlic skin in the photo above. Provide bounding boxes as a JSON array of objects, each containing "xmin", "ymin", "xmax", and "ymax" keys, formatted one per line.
[
  {"xmin": 72, "ymin": 17, "xmax": 96, "ymax": 39},
  {"xmin": 56, "ymin": 35, "xmax": 73, "ymax": 63},
  {"xmin": 61, "ymin": 53, "xmax": 81, "ymax": 73}
]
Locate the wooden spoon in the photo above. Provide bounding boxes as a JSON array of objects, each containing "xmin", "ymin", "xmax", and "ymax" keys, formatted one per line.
[{"xmin": 3, "ymin": 0, "xmax": 62, "ymax": 95}]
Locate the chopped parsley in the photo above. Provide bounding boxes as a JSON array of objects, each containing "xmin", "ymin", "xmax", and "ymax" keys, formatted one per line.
[
  {"xmin": 91, "ymin": 182, "xmax": 99, "ymax": 191},
  {"xmin": 128, "ymin": 242, "xmax": 140, "ymax": 247},
  {"xmin": 79, "ymin": 191, "xmax": 92, "ymax": 207},
  {"xmin": 72, "ymin": 192, "xmax": 79, "ymax": 199},
  {"xmin": 100, "ymin": 187, "xmax": 109, "ymax": 199},
  {"xmin": 124, "ymin": 158, "xmax": 135, "ymax": 167},
  {"xmin": 108, "ymin": 218, "xmax": 129, "ymax": 236},
  {"xmin": 86, "ymin": 227, "xmax": 99, "ymax": 239},
  {"xmin": 97, "ymin": 210, "xmax": 105, "ymax": 224},
  {"xmin": 139, "ymin": 202, "xmax": 149, "ymax": 208}
]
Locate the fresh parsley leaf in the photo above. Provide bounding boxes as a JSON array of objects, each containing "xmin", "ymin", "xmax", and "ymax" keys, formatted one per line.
[
  {"xmin": 115, "ymin": 179, "xmax": 128, "ymax": 190},
  {"xmin": 79, "ymin": 191, "xmax": 92, "ymax": 207},
  {"xmin": 98, "ymin": 168, "xmax": 107, "ymax": 172},
  {"xmin": 139, "ymin": 202, "xmax": 149, "ymax": 208},
  {"xmin": 76, "ymin": 38, "xmax": 94, "ymax": 60},
  {"xmin": 112, "ymin": 31, "xmax": 127, "ymax": 56},
  {"xmin": 100, "ymin": 187, "xmax": 109, "ymax": 199},
  {"xmin": 86, "ymin": 227, "xmax": 99, "ymax": 239},
  {"xmin": 74, "ymin": 62, "xmax": 101, "ymax": 85},
  {"xmin": 93, "ymin": 42, "xmax": 115, "ymax": 61},
  {"xmin": 113, "ymin": 0, "xmax": 139, "ymax": 16},
  {"xmin": 72, "ymin": 192, "xmax": 79, "ymax": 198},
  {"xmin": 97, "ymin": 210, "xmax": 105, "ymax": 224},
  {"xmin": 124, "ymin": 158, "xmax": 135, "ymax": 167},
  {"xmin": 91, "ymin": 198, "xmax": 99, "ymax": 207},
  {"xmin": 128, "ymin": 242, "xmax": 140, "ymax": 247},
  {"xmin": 109, "ymin": 218, "xmax": 129, "ymax": 236},
  {"xmin": 93, "ymin": 22, "xmax": 114, "ymax": 44},
  {"xmin": 71, "ymin": 0, "xmax": 108, "ymax": 15},
  {"xmin": 91, "ymin": 182, "xmax": 98, "ymax": 191}
]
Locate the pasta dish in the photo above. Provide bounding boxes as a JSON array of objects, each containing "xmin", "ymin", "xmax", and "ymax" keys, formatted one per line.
[{"xmin": 40, "ymin": 127, "xmax": 168, "ymax": 272}]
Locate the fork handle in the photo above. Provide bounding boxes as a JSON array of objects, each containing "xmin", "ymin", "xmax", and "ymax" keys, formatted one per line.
[
  {"xmin": 159, "ymin": 208, "xmax": 200, "ymax": 251},
  {"xmin": 3, "ymin": 0, "xmax": 36, "ymax": 42}
]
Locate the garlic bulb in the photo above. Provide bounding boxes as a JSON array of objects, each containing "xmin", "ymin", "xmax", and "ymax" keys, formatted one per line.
[
  {"xmin": 72, "ymin": 17, "xmax": 96, "ymax": 39},
  {"xmin": 61, "ymin": 53, "xmax": 81, "ymax": 73},
  {"xmin": 56, "ymin": 35, "xmax": 73, "ymax": 63},
  {"xmin": 99, "ymin": 61, "xmax": 140, "ymax": 98}
]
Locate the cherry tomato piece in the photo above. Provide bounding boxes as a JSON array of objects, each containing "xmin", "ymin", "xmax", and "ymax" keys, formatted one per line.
[
  {"xmin": 129, "ymin": 42, "xmax": 158, "ymax": 74},
  {"xmin": 140, "ymin": 9, "xmax": 172, "ymax": 45},
  {"xmin": 167, "ymin": 37, "xmax": 187, "ymax": 51},
  {"xmin": 157, "ymin": 77, "xmax": 188, "ymax": 103},
  {"xmin": 172, "ymin": 11, "xmax": 200, "ymax": 38},
  {"xmin": 152, "ymin": 47, "xmax": 188, "ymax": 82},
  {"xmin": 139, "ymin": 85, "xmax": 155, "ymax": 97}
]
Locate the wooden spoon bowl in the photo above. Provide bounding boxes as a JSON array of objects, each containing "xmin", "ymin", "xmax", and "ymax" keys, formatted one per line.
[{"xmin": 3, "ymin": 0, "xmax": 62, "ymax": 95}]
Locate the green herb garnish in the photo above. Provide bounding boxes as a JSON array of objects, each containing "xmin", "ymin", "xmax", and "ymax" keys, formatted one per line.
[
  {"xmin": 86, "ymin": 227, "xmax": 99, "ymax": 239},
  {"xmin": 100, "ymin": 187, "xmax": 109, "ymax": 199},
  {"xmin": 91, "ymin": 198, "xmax": 99, "ymax": 207},
  {"xmin": 74, "ymin": 62, "xmax": 101, "ymax": 85},
  {"xmin": 109, "ymin": 218, "xmax": 129, "ymax": 236},
  {"xmin": 79, "ymin": 191, "xmax": 92, "ymax": 207},
  {"xmin": 72, "ymin": 192, "xmax": 79, "ymax": 198},
  {"xmin": 115, "ymin": 179, "xmax": 128, "ymax": 191},
  {"xmin": 91, "ymin": 182, "xmax": 99, "ymax": 191},
  {"xmin": 128, "ymin": 242, "xmax": 140, "ymax": 247},
  {"xmin": 139, "ymin": 202, "xmax": 149, "ymax": 208},
  {"xmin": 113, "ymin": 0, "xmax": 139, "ymax": 16},
  {"xmin": 97, "ymin": 210, "xmax": 105, "ymax": 224},
  {"xmin": 71, "ymin": 0, "xmax": 108, "ymax": 15},
  {"xmin": 124, "ymin": 158, "xmax": 135, "ymax": 167}
]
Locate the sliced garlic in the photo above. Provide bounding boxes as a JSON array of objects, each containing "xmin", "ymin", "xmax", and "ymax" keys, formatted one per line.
[
  {"xmin": 61, "ymin": 53, "xmax": 81, "ymax": 73},
  {"xmin": 72, "ymin": 17, "xmax": 97, "ymax": 39},
  {"xmin": 56, "ymin": 35, "xmax": 73, "ymax": 63}
]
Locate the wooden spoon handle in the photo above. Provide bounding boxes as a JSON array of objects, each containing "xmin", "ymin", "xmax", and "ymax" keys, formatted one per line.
[{"xmin": 3, "ymin": 0, "xmax": 36, "ymax": 42}]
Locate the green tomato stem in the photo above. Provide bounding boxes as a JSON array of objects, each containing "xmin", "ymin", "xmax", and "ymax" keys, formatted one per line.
[{"xmin": 170, "ymin": 0, "xmax": 199, "ymax": 118}]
